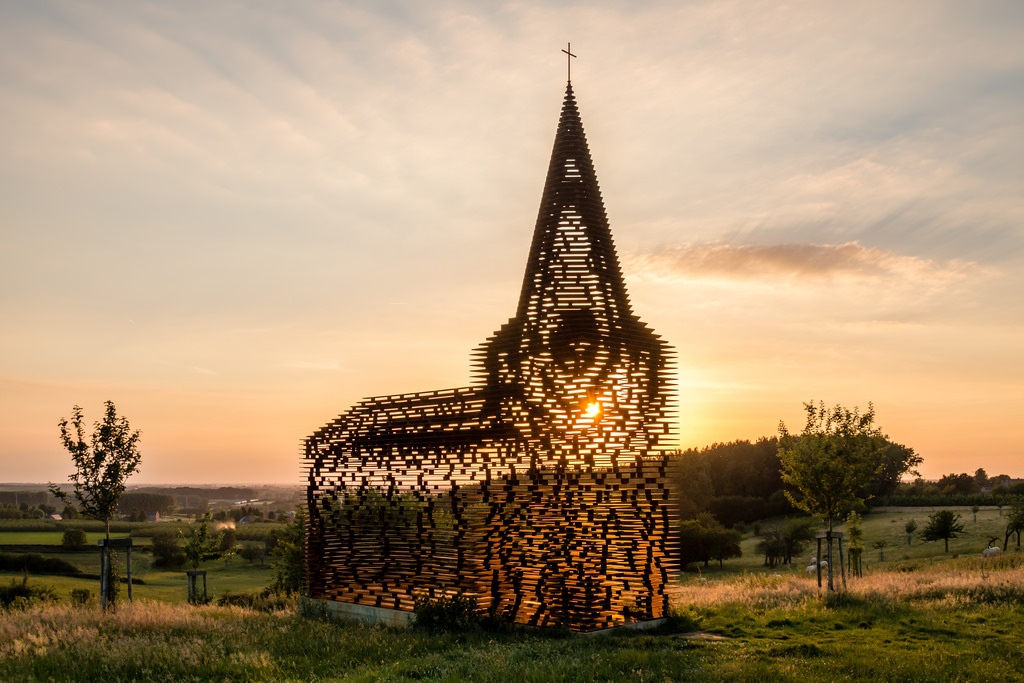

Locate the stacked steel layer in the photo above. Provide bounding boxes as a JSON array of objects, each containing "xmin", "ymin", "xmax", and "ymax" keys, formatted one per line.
[{"xmin": 305, "ymin": 82, "xmax": 676, "ymax": 632}]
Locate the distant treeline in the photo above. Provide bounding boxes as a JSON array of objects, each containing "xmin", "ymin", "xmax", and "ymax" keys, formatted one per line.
[
  {"xmin": 673, "ymin": 438, "xmax": 793, "ymax": 527},
  {"xmin": 0, "ymin": 491, "xmax": 55, "ymax": 507},
  {"xmin": 117, "ymin": 492, "xmax": 177, "ymax": 517},
  {"xmin": 672, "ymin": 438, "xmax": 1023, "ymax": 528},
  {"xmin": 0, "ymin": 485, "xmax": 304, "ymax": 521},
  {"xmin": 876, "ymin": 494, "xmax": 1022, "ymax": 508},
  {"xmin": 892, "ymin": 469, "xmax": 1024, "ymax": 499}
]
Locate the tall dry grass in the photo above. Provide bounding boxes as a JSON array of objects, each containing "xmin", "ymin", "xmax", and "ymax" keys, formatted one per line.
[
  {"xmin": 0, "ymin": 600, "xmax": 288, "ymax": 662},
  {"xmin": 670, "ymin": 553, "xmax": 1024, "ymax": 611}
]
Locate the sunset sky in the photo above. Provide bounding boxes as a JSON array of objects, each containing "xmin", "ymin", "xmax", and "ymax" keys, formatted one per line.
[{"xmin": 2, "ymin": 1, "xmax": 1022, "ymax": 484}]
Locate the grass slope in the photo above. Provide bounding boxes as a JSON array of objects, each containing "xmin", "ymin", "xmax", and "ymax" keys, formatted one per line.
[{"xmin": 2, "ymin": 555, "xmax": 1023, "ymax": 682}]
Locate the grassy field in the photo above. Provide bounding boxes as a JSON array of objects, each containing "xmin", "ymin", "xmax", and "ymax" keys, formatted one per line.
[
  {"xmin": 1, "ymin": 556, "xmax": 276, "ymax": 604},
  {"xmin": 2, "ymin": 554, "xmax": 1022, "ymax": 682},
  {"xmin": 693, "ymin": 506, "xmax": 1016, "ymax": 578},
  {"xmin": 0, "ymin": 519, "xmax": 278, "ymax": 604}
]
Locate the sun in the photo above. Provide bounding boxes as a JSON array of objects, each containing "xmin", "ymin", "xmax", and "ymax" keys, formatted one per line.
[{"xmin": 584, "ymin": 401, "xmax": 601, "ymax": 419}]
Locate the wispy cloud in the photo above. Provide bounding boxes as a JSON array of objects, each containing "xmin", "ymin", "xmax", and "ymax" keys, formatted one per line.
[{"xmin": 629, "ymin": 242, "xmax": 987, "ymax": 285}]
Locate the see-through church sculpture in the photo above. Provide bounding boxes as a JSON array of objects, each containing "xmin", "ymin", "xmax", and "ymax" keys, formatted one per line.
[{"xmin": 304, "ymin": 79, "xmax": 676, "ymax": 632}]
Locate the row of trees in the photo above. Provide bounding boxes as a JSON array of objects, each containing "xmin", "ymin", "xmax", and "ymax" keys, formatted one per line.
[
  {"xmin": 208, "ymin": 505, "xmax": 290, "ymax": 523},
  {"xmin": 117, "ymin": 492, "xmax": 176, "ymax": 517},
  {"xmin": 882, "ymin": 470, "xmax": 1024, "ymax": 505},
  {"xmin": 0, "ymin": 502, "xmax": 70, "ymax": 519}
]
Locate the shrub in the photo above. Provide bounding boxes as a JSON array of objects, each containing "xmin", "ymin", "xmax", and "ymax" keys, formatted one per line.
[
  {"xmin": 297, "ymin": 596, "xmax": 332, "ymax": 621},
  {"xmin": 875, "ymin": 493, "xmax": 1011, "ymax": 508},
  {"xmin": 0, "ymin": 576, "xmax": 57, "ymax": 608},
  {"xmin": 413, "ymin": 592, "xmax": 482, "ymax": 631},
  {"xmin": 678, "ymin": 512, "xmax": 743, "ymax": 569},
  {"xmin": 62, "ymin": 527, "xmax": 88, "ymax": 549},
  {"xmin": 70, "ymin": 588, "xmax": 94, "ymax": 606},
  {"xmin": 0, "ymin": 553, "xmax": 81, "ymax": 575},
  {"xmin": 708, "ymin": 492, "xmax": 794, "ymax": 527},
  {"xmin": 756, "ymin": 518, "xmax": 817, "ymax": 568},
  {"xmin": 150, "ymin": 530, "xmax": 186, "ymax": 569},
  {"xmin": 218, "ymin": 528, "xmax": 238, "ymax": 552},
  {"xmin": 128, "ymin": 522, "xmax": 190, "ymax": 538},
  {"xmin": 665, "ymin": 607, "xmax": 702, "ymax": 633},
  {"xmin": 235, "ymin": 526, "xmax": 275, "ymax": 542},
  {"xmin": 270, "ymin": 508, "xmax": 305, "ymax": 595},
  {"xmin": 217, "ymin": 588, "xmax": 294, "ymax": 612},
  {"xmin": 238, "ymin": 542, "xmax": 265, "ymax": 566}
]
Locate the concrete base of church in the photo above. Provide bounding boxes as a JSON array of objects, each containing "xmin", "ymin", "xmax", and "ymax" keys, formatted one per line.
[
  {"xmin": 315, "ymin": 599, "xmax": 668, "ymax": 635},
  {"xmin": 318, "ymin": 600, "xmax": 417, "ymax": 627}
]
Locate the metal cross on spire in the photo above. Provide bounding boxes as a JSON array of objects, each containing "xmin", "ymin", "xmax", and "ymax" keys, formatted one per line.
[{"xmin": 562, "ymin": 43, "xmax": 577, "ymax": 83}]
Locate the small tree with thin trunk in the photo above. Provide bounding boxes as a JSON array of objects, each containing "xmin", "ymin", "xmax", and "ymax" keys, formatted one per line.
[
  {"xmin": 1004, "ymin": 501, "xmax": 1024, "ymax": 551},
  {"xmin": 920, "ymin": 510, "xmax": 965, "ymax": 552},
  {"xmin": 49, "ymin": 401, "xmax": 141, "ymax": 609},
  {"xmin": 904, "ymin": 519, "xmax": 918, "ymax": 546},
  {"xmin": 845, "ymin": 511, "xmax": 864, "ymax": 577},
  {"xmin": 270, "ymin": 507, "xmax": 307, "ymax": 595},
  {"xmin": 778, "ymin": 401, "xmax": 887, "ymax": 590},
  {"xmin": 219, "ymin": 528, "xmax": 238, "ymax": 567},
  {"xmin": 182, "ymin": 513, "xmax": 223, "ymax": 603}
]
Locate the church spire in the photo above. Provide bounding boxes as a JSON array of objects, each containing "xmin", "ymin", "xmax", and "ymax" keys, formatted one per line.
[{"xmin": 514, "ymin": 82, "xmax": 632, "ymax": 323}]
